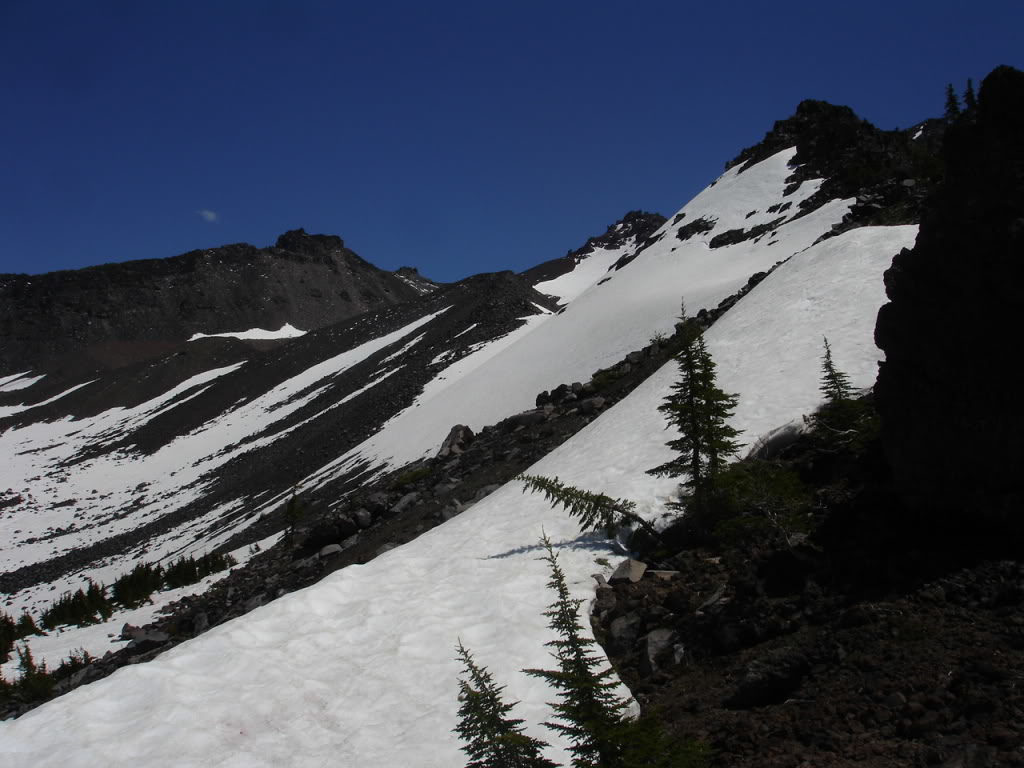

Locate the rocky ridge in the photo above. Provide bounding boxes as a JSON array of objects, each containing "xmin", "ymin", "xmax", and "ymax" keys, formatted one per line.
[{"xmin": 0, "ymin": 228, "xmax": 430, "ymax": 376}]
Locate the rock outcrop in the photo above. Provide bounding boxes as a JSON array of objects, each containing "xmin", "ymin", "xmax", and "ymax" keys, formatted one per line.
[{"xmin": 875, "ymin": 65, "xmax": 1024, "ymax": 536}]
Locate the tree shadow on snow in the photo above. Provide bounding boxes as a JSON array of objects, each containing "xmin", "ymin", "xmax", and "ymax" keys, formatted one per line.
[{"xmin": 484, "ymin": 530, "xmax": 624, "ymax": 560}]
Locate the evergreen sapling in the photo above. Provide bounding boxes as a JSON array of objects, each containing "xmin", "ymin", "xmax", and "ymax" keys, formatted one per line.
[
  {"xmin": 454, "ymin": 641, "xmax": 556, "ymax": 768},
  {"xmin": 819, "ymin": 337, "xmax": 853, "ymax": 402},
  {"xmin": 647, "ymin": 309, "xmax": 740, "ymax": 511}
]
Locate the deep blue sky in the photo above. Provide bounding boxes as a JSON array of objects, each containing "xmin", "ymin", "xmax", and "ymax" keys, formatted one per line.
[{"xmin": 1, "ymin": 2, "xmax": 1020, "ymax": 282}]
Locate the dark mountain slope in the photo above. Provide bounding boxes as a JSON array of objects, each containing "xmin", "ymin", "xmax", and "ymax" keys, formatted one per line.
[
  {"xmin": 0, "ymin": 229, "xmax": 431, "ymax": 376},
  {"xmin": 0, "ymin": 270, "xmax": 557, "ymax": 594}
]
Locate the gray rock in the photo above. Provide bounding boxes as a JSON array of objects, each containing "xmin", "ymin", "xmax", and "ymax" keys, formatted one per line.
[
  {"xmin": 437, "ymin": 424, "xmax": 475, "ymax": 458},
  {"xmin": 192, "ymin": 611, "xmax": 209, "ymax": 634},
  {"xmin": 125, "ymin": 629, "xmax": 170, "ymax": 655},
  {"xmin": 513, "ymin": 409, "xmax": 547, "ymax": 427},
  {"xmin": 243, "ymin": 593, "xmax": 266, "ymax": 613},
  {"xmin": 390, "ymin": 491, "xmax": 419, "ymax": 515},
  {"xmin": 648, "ymin": 569, "xmax": 679, "ymax": 581},
  {"xmin": 626, "ymin": 351, "xmax": 644, "ymax": 365},
  {"xmin": 319, "ymin": 543, "xmax": 344, "ymax": 559},
  {"xmin": 697, "ymin": 583, "xmax": 728, "ymax": 613},
  {"xmin": 608, "ymin": 612, "xmax": 642, "ymax": 654},
  {"xmin": 639, "ymin": 628, "xmax": 677, "ymax": 676},
  {"xmin": 593, "ymin": 586, "xmax": 617, "ymax": 613},
  {"xmin": 578, "ymin": 396, "xmax": 606, "ymax": 414},
  {"xmin": 473, "ymin": 484, "xmax": 502, "ymax": 501},
  {"xmin": 352, "ymin": 507, "xmax": 373, "ymax": 529},
  {"xmin": 609, "ymin": 558, "xmax": 647, "ymax": 585}
]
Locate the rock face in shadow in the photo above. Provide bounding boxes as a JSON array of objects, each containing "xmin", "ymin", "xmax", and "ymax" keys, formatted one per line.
[
  {"xmin": 875, "ymin": 66, "xmax": 1024, "ymax": 534},
  {"xmin": 0, "ymin": 229, "xmax": 428, "ymax": 375}
]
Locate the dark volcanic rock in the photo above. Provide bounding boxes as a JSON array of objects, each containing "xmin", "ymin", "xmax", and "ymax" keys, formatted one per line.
[
  {"xmin": 875, "ymin": 66, "xmax": 1024, "ymax": 536},
  {"xmin": 726, "ymin": 99, "xmax": 942, "ymax": 232},
  {"xmin": 0, "ymin": 229, "xmax": 426, "ymax": 376},
  {"xmin": 522, "ymin": 210, "xmax": 666, "ymax": 287}
]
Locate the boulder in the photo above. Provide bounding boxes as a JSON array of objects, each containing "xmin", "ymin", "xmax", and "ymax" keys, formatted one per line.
[
  {"xmin": 389, "ymin": 492, "xmax": 419, "ymax": 515},
  {"xmin": 608, "ymin": 612, "xmax": 642, "ymax": 654},
  {"xmin": 639, "ymin": 628, "xmax": 678, "ymax": 676},
  {"xmin": 437, "ymin": 424, "xmax": 475, "ymax": 458},
  {"xmin": 609, "ymin": 558, "xmax": 647, "ymax": 585},
  {"xmin": 352, "ymin": 507, "xmax": 373, "ymax": 529},
  {"xmin": 319, "ymin": 543, "xmax": 344, "ymax": 559},
  {"xmin": 125, "ymin": 629, "xmax": 170, "ymax": 656}
]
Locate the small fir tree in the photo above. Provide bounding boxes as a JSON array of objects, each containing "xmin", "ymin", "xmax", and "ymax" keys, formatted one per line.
[
  {"xmin": 819, "ymin": 337, "xmax": 853, "ymax": 402},
  {"xmin": 945, "ymin": 83, "xmax": 962, "ymax": 121},
  {"xmin": 454, "ymin": 641, "xmax": 556, "ymax": 768},
  {"xmin": 524, "ymin": 538, "xmax": 631, "ymax": 768},
  {"xmin": 964, "ymin": 78, "xmax": 978, "ymax": 112},
  {"xmin": 647, "ymin": 315, "xmax": 740, "ymax": 510},
  {"xmin": 15, "ymin": 611, "xmax": 40, "ymax": 638}
]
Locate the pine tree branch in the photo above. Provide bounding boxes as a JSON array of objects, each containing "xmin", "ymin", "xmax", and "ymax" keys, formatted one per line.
[{"xmin": 517, "ymin": 474, "xmax": 659, "ymax": 539}]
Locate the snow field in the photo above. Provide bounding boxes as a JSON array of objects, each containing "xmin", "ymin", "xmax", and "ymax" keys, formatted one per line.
[
  {"xmin": 0, "ymin": 223, "xmax": 915, "ymax": 767},
  {"xmin": 188, "ymin": 323, "xmax": 307, "ymax": 342},
  {"xmin": 0, "ymin": 311, "xmax": 448, "ymax": 616}
]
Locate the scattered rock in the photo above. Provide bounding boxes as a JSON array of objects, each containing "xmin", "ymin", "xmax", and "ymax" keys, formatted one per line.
[{"xmin": 609, "ymin": 559, "xmax": 647, "ymax": 584}]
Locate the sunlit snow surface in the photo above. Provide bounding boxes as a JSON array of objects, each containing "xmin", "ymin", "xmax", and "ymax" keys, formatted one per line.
[{"xmin": 0, "ymin": 223, "xmax": 917, "ymax": 767}]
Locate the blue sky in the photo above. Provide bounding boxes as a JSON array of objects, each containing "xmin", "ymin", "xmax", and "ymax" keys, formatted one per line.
[{"xmin": 1, "ymin": 1, "xmax": 1020, "ymax": 282}]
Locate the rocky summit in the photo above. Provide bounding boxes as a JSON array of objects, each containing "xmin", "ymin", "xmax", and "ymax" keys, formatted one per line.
[{"xmin": 1, "ymin": 67, "xmax": 1022, "ymax": 768}]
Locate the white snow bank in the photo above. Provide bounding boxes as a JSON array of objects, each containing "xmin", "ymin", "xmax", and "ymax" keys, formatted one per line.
[
  {"xmin": 0, "ymin": 379, "xmax": 96, "ymax": 419},
  {"xmin": 0, "ymin": 372, "xmax": 45, "ymax": 393},
  {"xmin": 0, "ymin": 224, "xmax": 915, "ymax": 768},
  {"xmin": 188, "ymin": 323, "xmax": 306, "ymax": 342}
]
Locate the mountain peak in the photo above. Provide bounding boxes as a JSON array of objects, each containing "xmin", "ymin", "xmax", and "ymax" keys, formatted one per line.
[{"xmin": 273, "ymin": 228, "xmax": 346, "ymax": 255}]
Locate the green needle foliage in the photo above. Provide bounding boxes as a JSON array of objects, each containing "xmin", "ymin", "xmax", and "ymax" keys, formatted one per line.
[
  {"xmin": 517, "ymin": 475, "xmax": 658, "ymax": 539},
  {"xmin": 454, "ymin": 641, "xmax": 556, "ymax": 768},
  {"xmin": 647, "ymin": 307, "xmax": 740, "ymax": 511},
  {"xmin": 819, "ymin": 337, "xmax": 853, "ymax": 403},
  {"xmin": 40, "ymin": 580, "xmax": 112, "ymax": 629},
  {"xmin": 454, "ymin": 538, "xmax": 710, "ymax": 768},
  {"xmin": 524, "ymin": 537, "xmax": 631, "ymax": 768}
]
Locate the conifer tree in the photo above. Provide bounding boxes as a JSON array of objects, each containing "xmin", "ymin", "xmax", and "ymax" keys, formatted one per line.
[
  {"xmin": 454, "ymin": 641, "xmax": 556, "ymax": 768},
  {"xmin": 819, "ymin": 337, "xmax": 853, "ymax": 402},
  {"xmin": 964, "ymin": 78, "xmax": 978, "ymax": 112},
  {"xmin": 525, "ymin": 538, "xmax": 631, "ymax": 768},
  {"xmin": 945, "ymin": 83, "xmax": 962, "ymax": 121},
  {"xmin": 647, "ymin": 312, "xmax": 740, "ymax": 510}
]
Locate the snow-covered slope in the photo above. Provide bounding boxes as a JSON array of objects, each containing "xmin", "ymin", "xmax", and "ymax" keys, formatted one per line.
[
  {"xmin": 304, "ymin": 148, "xmax": 854, "ymax": 484},
  {"xmin": 0, "ymin": 221, "xmax": 916, "ymax": 766},
  {"xmin": 1, "ymin": 145, "xmax": 880, "ymax": 672}
]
